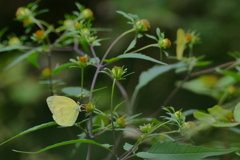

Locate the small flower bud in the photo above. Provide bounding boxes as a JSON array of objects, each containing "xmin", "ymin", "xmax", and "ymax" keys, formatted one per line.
[
  {"xmin": 80, "ymin": 28, "xmax": 90, "ymax": 37},
  {"xmin": 63, "ymin": 19, "xmax": 74, "ymax": 28},
  {"xmin": 81, "ymin": 8, "xmax": 94, "ymax": 19},
  {"xmin": 111, "ymin": 66, "xmax": 124, "ymax": 80},
  {"xmin": 23, "ymin": 19, "xmax": 33, "ymax": 25},
  {"xmin": 135, "ymin": 19, "xmax": 150, "ymax": 32},
  {"xmin": 85, "ymin": 103, "xmax": 95, "ymax": 112},
  {"xmin": 199, "ymin": 75, "xmax": 218, "ymax": 88},
  {"xmin": 8, "ymin": 37, "xmax": 21, "ymax": 46},
  {"xmin": 74, "ymin": 23, "xmax": 82, "ymax": 30},
  {"xmin": 139, "ymin": 123, "xmax": 153, "ymax": 133},
  {"xmin": 159, "ymin": 38, "xmax": 171, "ymax": 49},
  {"xmin": 185, "ymin": 34, "xmax": 196, "ymax": 43},
  {"xmin": 78, "ymin": 56, "xmax": 88, "ymax": 68},
  {"xmin": 180, "ymin": 121, "xmax": 196, "ymax": 137},
  {"xmin": 227, "ymin": 85, "xmax": 237, "ymax": 94},
  {"xmin": 42, "ymin": 68, "xmax": 51, "ymax": 77},
  {"xmin": 116, "ymin": 117, "xmax": 126, "ymax": 126},
  {"xmin": 35, "ymin": 30, "xmax": 45, "ymax": 39},
  {"xmin": 16, "ymin": 7, "xmax": 31, "ymax": 19}
]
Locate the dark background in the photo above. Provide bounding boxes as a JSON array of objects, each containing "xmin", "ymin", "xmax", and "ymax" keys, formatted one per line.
[{"xmin": 1, "ymin": 0, "xmax": 240, "ymax": 159}]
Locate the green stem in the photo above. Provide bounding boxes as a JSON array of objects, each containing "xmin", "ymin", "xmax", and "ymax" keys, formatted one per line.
[
  {"xmin": 81, "ymin": 67, "xmax": 84, "ymax": 94},
  {"xmin": 160, "ymin": 48, "xmax": 163, "ymax": 61},
  {"xmin": 100, "ymin": 28, "xmax": 135, "ymax": 65},
  {"xmin": 131, "ymin": 43, "xmax": 157, "ymax": 53},
  {"xmin": 189, "ymin": 44, "xmax": 193, "ymax": 57},
  {"xmin": 218, "ymin": 92, "xmax": 228, "ymax": 106},
  {"xmin": 110, "ymin": 78, "xmax": 117, "ymax": 157}
]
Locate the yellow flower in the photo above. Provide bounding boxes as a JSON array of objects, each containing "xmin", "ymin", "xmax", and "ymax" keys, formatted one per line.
[
  {"xmin": 116, "ymin": 117, "xmax": 126, "ymax": 126},
  {"xmin": 42, "ymin": 68, "xmax": 51, "ymax": 77}
]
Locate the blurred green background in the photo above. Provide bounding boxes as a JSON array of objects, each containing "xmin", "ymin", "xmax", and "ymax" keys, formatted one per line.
[{"xmin": 1, "ymin": 0, "xmax": 240, "ymax": 159}]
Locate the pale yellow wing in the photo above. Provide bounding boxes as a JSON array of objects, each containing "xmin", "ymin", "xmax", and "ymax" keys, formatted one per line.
[
  {"xmin": 176, "ymin": 28, "xmax": 186, "ymax": 60},
  {"xmin": 46, "ymin": 96, "xmax": 80, "ymax": 126}
]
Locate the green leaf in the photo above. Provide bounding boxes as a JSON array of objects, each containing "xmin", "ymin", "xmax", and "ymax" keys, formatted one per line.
[
  {"xmin": 219, "ymin": 70, "xmax": 240, "ymax": 82},
  {"xmin": 13, "ymin": 139, "xmax": 111, "ymax": 154},
  {"xmin": 114, "ymin": 100, "xmax": 125, "ymax": 112},
  {"xmin": 104, "ymin": 53, "xmax": 167, "ymax": 65},
  {"xmin": 27, "ymin": 52, "xmax": 39, "ymax": 68},
  {"xmin": 53, "ymin": 63, "xmax": 76, "ymax": 75},
  {"xmin": 124, "ymin": 37, "xmax": 137, "ymax": 53},
  {"xmin": 0, "ymin": 46, "xmax": 30, "ymax": 52},
  {"xmin": 62, "ymin": 86, "xmax": 90, "ymax": 97},
  {"xmin": 123, "ymin": 142, "xmax": 133, "ymax": 151},
  {"xmin": 4, "ymin": 47, "xmax": 42, "ymax": 71},
  {"xmin": 116, "ymin": 11, "xmax": 134, "ymax": 22},
  {"xmin": 193, "ymin": 111, "xmax": 216, "ymax": 124},
  {"xmin": 208, "ymin": 105, "xmax": 233, "ymax": 122},
  {"xmin": 131, "ymin": 62, "xmax": 186, "ymax": 108},
  {"xmin": 212, "ymin": 122, "xmax": 239, "ymax": 127},
  {"xmin": 234, "ymin": 102, "xmax": 240, "ymax": 121},
  {"xmin": 136, "ymin": 142, "xmax": 237, "ymax": 160},
  {"xmin": 0, "ymin": 122, "xmax": 56, "ymax": 146}
]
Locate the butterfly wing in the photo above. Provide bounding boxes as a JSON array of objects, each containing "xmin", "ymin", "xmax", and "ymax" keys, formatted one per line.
[
  {"xmin": 176, "ymin": 28, "xmax": 186, "ymax": 60},
  {"xmin": 46, "ymin": 96, "xmax": 80, "ymax": 126}
]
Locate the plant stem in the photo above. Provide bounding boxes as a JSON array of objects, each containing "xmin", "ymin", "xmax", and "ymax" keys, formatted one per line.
[
  {"xmin": 110, "ymin": 79, "xmax": 117, "ymax": 156},
  {"xmin": 100, "ymin": 28, "xmax": 135, "ymax": 64},
  {"xmin": 81, "ymin": 68, "xmax": 84, "ymax": 94},
  {"xmin": 131, "ymin": 43, "xmax": 156, "ymax": 53}
]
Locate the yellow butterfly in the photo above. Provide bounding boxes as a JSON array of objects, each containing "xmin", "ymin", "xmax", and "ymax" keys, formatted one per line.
[
  {"xmin": 46, "ymin": 96, "xmax": 80, "ymax": 126},
  {"xmin": 176, "ymin": 28, "xmax": 186, "ymax": 60}
]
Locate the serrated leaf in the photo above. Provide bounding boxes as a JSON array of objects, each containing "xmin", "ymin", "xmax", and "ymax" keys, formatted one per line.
[
  {"xmin": 193, "ymin": 111, "xmax": 216, "ymax": 124},
  {"xmin": 234, "ymin": 102, "xmax": 240, "ymax": 121},
  {"xmin": 176, "ymin": 28, "xmax": 186, "ymax": 60},
  {"xmin": 136, "ymin": 142, "xmax": 237, "ymax": 160},
  {"xmin": 27, "ymin": 52, "xmax": 39, "ymax": 68},
  {"xmin": 4, "ymin": 47, "xmax": 42, "ymax": 71},
  {"xmin": 53, "ymin": 63, "xmax": 76, "ymax": 75},
  {"xmin": 105, "ymin": 53, "xmax": 167, "ymax": 65},
  {"xmin": 13, "ymin": 139, "xmax": 111, "ymax": 154},
  {"xmin": 0, "ymin": 122, "xmax": 56, "ymax": 146},
  {"xmin": 208, "ymin": 105, "xmax": 233, "ymax": 122}
]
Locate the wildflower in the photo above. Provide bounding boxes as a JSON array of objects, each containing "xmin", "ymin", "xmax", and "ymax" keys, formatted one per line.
[
  {"xmin": 16, "ymin": 7, "xmax": 31, "ymax": 20},
  {"xmin": 85, "ymin": 103, "xmax": 95, "ymax": 112},
  {"xmin": 8, "ymin": 37, "xmax": 21, "ymax": 46},
  {"xmin": 42, "ymin": 68, "xmax": 51, "ymax": 77},
  {"xmin": 81, "ymin": 8, "xmax": 94, "ymax": 19},
  {"xmin": 135, "ymin": 19, "xmax": 150, "ymax": 32},
  {"xmin": 35, "ymin": 30, "xmax": 45, "ymax": 39},
  {"xmin": 139, "ymin": 123, "xmax": 153, "ymax": 133},
  {"xmin": 199, "ymin": 75, "xmax": 218, "ymax": 88},
  {"xmin": 78, "ymin": 56, "xmax": 88, "ymax": 68},
  {"xmin": 116, "ymin": 117, "xmax": 126, "ymax": 126},
  {"xmin": 227, "ymin": 85, "xmax": 237, "ymax": 95},
  {"xmin": 111, "ymin": 66, "xmax": 124, "ymax": 80},
  {"xmin": 159, "ymin": 38, "xmax": 171, "ymax": 49}
]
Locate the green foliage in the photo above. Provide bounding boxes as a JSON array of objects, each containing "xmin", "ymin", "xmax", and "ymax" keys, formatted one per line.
[
  {"xmin": 136, "ymin": 142, "xmax": 238, "ymax": 160},
  {"xmin": 1, "ymin": 1, "xmax": 240, "ymax": 160}
]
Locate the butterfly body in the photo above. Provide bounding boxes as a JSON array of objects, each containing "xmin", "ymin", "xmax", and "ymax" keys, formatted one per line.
[{"xmin": 46, "ymin": 96, "xmax": 80, "ymax": 126}]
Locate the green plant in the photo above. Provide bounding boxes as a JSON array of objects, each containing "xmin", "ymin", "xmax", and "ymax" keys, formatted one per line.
[{"xmin": 1, "ymin": 1, "xmax": 240, "ymax": 160}]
